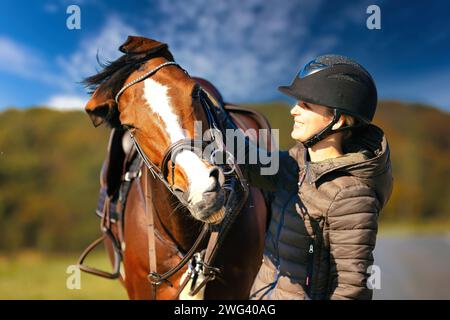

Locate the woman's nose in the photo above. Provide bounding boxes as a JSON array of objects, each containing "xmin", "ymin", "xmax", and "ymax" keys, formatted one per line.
[{"xmin": 291, "ymin": 104, "xmax": 301, "ymax": 116}]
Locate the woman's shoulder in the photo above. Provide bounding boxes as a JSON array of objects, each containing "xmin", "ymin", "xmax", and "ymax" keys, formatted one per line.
[
  {"xmin": 327, "ymin": 174, "xmax": 378, "ymax": 199},
  {"xmin": 324, "ymin": 158, "xmax": 392, "ymax": 210},
  {"xmin": 319, "ymin": 174, "xmax": 382, "ymax": 219}
]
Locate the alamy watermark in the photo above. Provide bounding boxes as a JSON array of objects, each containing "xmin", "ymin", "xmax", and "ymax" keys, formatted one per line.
[
  {"xmin": 168, "ymin": 121, "xmax": 280, "ymax": 176},
  {"xmin": 367, "ymin": 5, "xmax": 381, "ymax": 30},
  {"xmin": 66, "ymin": 264, "xmax": 81, "ymax": 290},
  {"xmin": 367, "ymin": 264, "xmax": 381, "ymax": 289},
  {"xmin": 66, "ymin": 5, "xmax": 81, "ymax": 30}
]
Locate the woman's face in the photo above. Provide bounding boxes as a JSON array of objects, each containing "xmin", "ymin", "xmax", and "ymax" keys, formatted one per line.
[{"xmin": 290, "ymin": 100, "xmax": 334, "ymax": 142}]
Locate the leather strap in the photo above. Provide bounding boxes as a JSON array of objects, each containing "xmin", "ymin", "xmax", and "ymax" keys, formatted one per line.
[{"xmin": 142, "ymin": 168, "xmax": 158, "ymax": 299}]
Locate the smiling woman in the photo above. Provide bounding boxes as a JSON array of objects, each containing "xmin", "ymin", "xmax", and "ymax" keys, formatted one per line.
[
  {"xmin": 247, "ymin": 54, "xmax": 394, "ymax": 300},
  {"xmin": 290, "ymin": 101, "xmax": 358, "ymax": 161}
]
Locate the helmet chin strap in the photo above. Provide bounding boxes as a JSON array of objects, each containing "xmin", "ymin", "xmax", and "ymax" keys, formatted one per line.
[{"xmin": 302, "ymin": 109, "xmax": 341, "ymax": 148}]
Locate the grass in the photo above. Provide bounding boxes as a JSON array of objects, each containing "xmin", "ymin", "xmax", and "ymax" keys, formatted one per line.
[
  {"xmin": 0, "ymin": 250, "xmax": 128, "ymax": 299},
  {"xmin": 1, "ymin": 219, "xmax": 449, "ymax": 300}
]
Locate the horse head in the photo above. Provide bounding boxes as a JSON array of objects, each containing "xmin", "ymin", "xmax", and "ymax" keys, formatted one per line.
[{"xmin": 84, "ymin": 36, "xmax": 227, "ymax": 224}]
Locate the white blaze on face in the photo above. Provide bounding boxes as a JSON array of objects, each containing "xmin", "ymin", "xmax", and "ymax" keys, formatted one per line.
[{"xmin": 143, "ymin": 78, "xmax": 213, "ymax": 203}]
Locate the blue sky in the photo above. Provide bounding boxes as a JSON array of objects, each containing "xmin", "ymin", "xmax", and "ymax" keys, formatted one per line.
[{"xmin": 0, "ymin": 0, "xmax": 449, "ymax": 111}]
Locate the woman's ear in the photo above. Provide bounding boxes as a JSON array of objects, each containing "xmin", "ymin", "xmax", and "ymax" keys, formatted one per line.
[
  {"xmin": 331, "ymin": 114, "xmax": 346, "ymax": 130},
  {"xmin": 85, "ymin": 90, "xmax": 118, "ymax": 127}
]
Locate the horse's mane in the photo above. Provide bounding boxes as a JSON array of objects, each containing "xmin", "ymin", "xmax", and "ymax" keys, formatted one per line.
[
  {"xmin": 83, "ymin": 53, "xmax": 149, "ymax": 96},
  {"xmin": 83, "ymin": 49, "xmax": 174, "ymax": 97}
]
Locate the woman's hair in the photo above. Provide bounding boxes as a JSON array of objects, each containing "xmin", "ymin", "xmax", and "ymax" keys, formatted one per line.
[
  {"xmin": 325, "ymin": 108, "xmax": 358, "ymax": 140},
  {"xmin": 341, "ymin": 114, "xmax": 356, "ymax": 140}
]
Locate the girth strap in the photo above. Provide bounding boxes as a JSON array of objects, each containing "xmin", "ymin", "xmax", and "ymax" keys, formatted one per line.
[{"xmin": 116, "ymin": 151, "xmax": 143, "ymax": 249}]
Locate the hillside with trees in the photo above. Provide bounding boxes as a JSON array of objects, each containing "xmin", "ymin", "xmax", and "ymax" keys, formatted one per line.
[{"xmin": 0, "ymin": 101, "xmax": 449, "ymax": 252}]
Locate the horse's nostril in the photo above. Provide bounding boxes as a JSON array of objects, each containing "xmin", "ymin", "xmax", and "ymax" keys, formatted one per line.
[
  {"xmin": 206, "ymin": 167, "xmax": 224, "ymax": 192},
  {"xmin": 210, "ymin": 166, "xmax": 224, "ymax": 184},
  {"xmin": 209, "ymin": 167, "xmax": 220, "ymax": 179}
]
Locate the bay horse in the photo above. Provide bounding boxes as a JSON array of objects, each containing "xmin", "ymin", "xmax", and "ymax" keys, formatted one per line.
[{"xmin": 80, "ymin": 36, "xmax": 271, "ymax": 299}]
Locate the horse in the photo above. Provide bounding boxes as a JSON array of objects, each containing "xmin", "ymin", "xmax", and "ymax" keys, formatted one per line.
[{"xmin": 79, "ymin": 36, "xmax": 271, "ymax": 299}]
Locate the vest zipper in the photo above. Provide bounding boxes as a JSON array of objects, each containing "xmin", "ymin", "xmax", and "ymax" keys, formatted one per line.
[
  {"xmin": 300, "ymin": 161, "xmax": 316, "ymax": 298},
  {"xmin": 306, "ymin": 239, "xmax": 314, "ymax": 297}
]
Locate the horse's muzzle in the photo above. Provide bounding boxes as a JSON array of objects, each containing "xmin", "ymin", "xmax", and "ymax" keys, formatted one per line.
[{"xmin": 190, "ymin": 188, "xmax": 226, "ymax": 224}]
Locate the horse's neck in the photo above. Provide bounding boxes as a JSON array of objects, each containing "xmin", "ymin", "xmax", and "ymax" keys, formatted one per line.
[{"xmin": 147, "ymin": 172, "xmax": 202, "ymax": 252}]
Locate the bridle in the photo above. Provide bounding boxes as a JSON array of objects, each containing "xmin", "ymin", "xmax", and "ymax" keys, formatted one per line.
[
  {"xmin": 115, "ymin": 61, "xmax": 242, "ymax": 202},
  {"xmin": 115, "ymin": 61, "xmax": 188, "ymax": 201},
  {"xmin": 114, "ymin": 59, "xmax": 250, "ymax": 298}
]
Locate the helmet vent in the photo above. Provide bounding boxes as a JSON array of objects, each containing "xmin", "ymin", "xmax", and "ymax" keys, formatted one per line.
[{"xmin": 327, "ymin": 73, "xmax": 365, "ymax": 84}]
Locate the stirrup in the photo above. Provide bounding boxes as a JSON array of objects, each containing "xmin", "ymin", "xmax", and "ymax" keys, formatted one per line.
[{"xmin": 77, "ymin": 233, "xmax": 122, "ymax": 279}]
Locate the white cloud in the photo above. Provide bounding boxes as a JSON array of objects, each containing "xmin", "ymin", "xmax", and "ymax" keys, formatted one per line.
[
  {"xmin": 0, "ymin": 17, "xmax": 134, "ymax": 109},
  {"xmin": 0, "ymin": 37, "xmax": 45, "ymax": 78},
  {"xmin": 3, "ymin": 1, "xmax": 339, "ymax": 108},
  {"xmin": 41, "ymin": 15, "xmax": 138, "ymax": 110},
  {"xmin": 45, "ymin": 94, "xmax": 86, "ymax": 110},
  {"xmin": 138, "ymin": 0, "xmax": 333, "ymax": 102},
  {"xmin": 0, "ymin": 36, "xmax": 67, "ymax": 89},
  {"xmin": 56, "ymin": 15, "xmax": 138, "ymax": 85},
  {"xmin": 51, "ymin": 1, "xmax": 320, "ymax": 102}
]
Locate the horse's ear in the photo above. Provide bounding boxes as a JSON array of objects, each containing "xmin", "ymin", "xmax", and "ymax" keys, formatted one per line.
[
  {"xmin": 85, "ymin": 93, "xmax": 118, "ymax": 127},
  {"xmin": 119, "ymin": 36, "xmax": 168, "ymax": 55}
]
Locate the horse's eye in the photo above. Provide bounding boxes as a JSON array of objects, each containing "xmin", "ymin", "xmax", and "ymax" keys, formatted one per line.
[
  {"xmin": 122, "ymin": 124, "xmax": 135, "ymax": 130},
  {"xmin": 173, "ymin": 186, "xmax": 186, "ymax": 195}
]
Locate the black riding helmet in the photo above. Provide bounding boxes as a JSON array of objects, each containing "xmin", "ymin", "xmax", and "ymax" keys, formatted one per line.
[{"xmin": 278, "ymin": 54, "xmax": 377, "ymax": 148}]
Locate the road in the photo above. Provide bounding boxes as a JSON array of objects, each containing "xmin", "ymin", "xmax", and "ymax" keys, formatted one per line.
[{"xmin": 373, "ymin": 234, "xmax": 450, "ymax": 299}]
